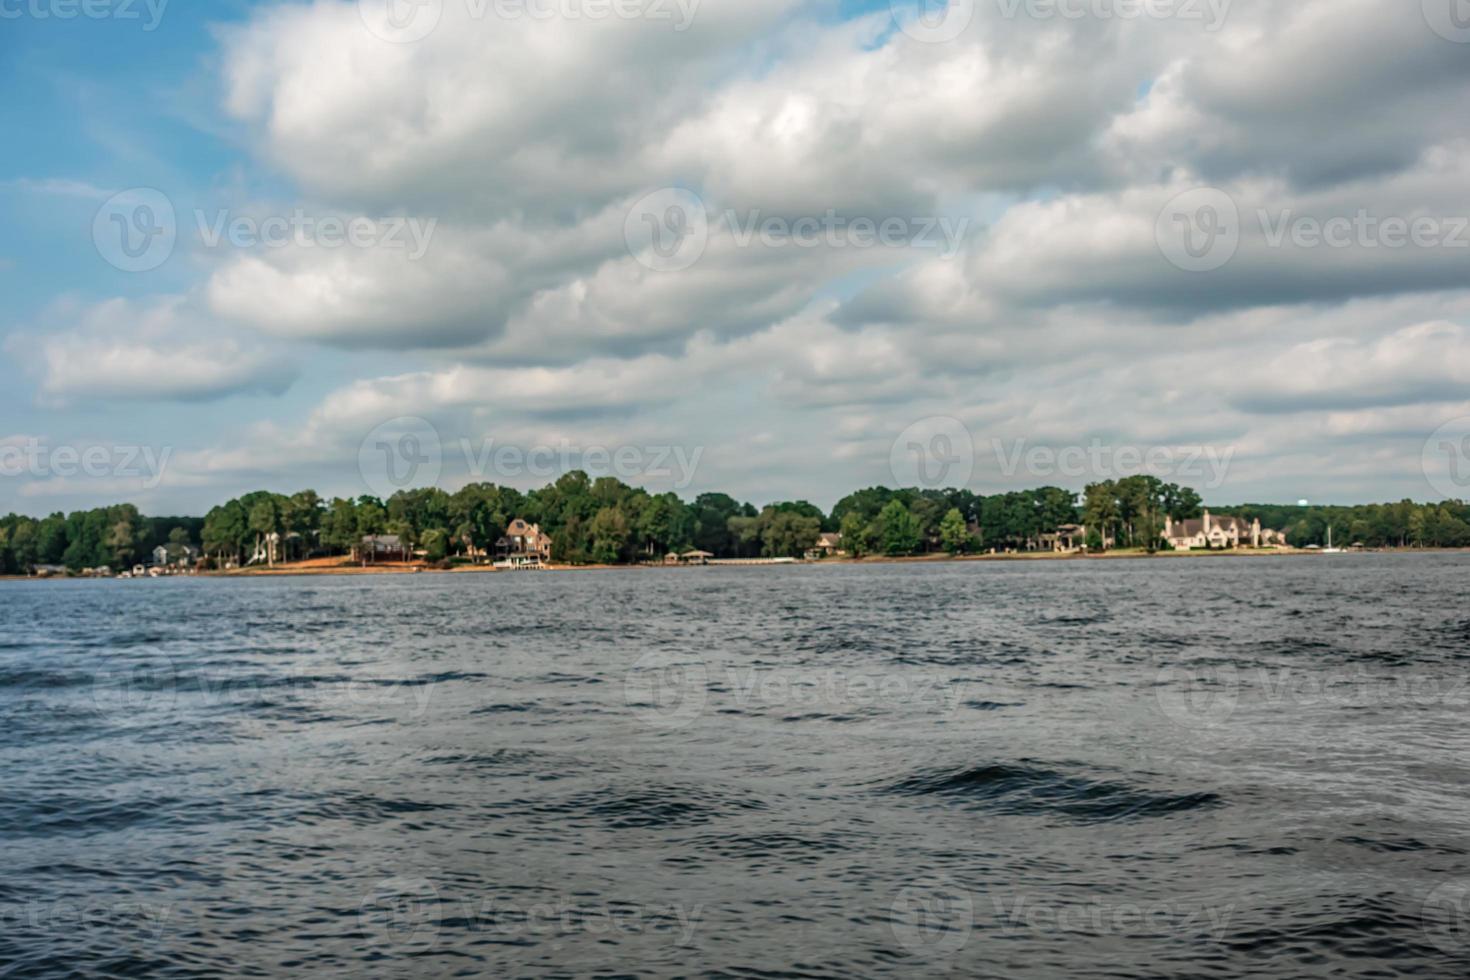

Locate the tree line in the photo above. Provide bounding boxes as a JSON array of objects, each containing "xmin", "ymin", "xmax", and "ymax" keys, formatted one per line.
[
  {"xmin": 2, "ymin": 471, "xmax": 1467, "ymax": 573},
  {"xmin": 1214, "ymin": 500, "xmax": 1470, "ymax": 549},
  {"xmin": 0, "ymin": 506, "xmax": 203, "ymax": 574}
]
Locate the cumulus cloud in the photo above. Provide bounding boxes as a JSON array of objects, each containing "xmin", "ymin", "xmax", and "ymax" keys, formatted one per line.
[
  {"xmin": 11, "ymin": 0, "xmax": 1470, "ymax": 511},
  {"xmin": 1217, "ymin": 321, "xmax": 1470, "ymax": 414},
  {"xmin": 9, "ymin": 296, "xmax": 295, "ymax": 405}
]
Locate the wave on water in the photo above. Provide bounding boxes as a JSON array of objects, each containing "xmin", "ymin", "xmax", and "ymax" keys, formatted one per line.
[
  {"xmin": 5, "ymin": 559, "xmax": 1470, "ymax": 976},
  {"xmin": 0, "ymin": 668, "xmax": 91, "ymax": 691},
  {"xmin": 1218, "ymin": 893, "xmax": 1463, "ymax": 967},
  {"xmin": 671, "ymin": 831, "xmax": 853, "ymax": 866},
  {"xmin": 492, "ymin": 782, "xmax": 772, "ymax": 831},
  {"xmin": 879, "ymin": 761, "xmax": 1222, "ymax": 824}
]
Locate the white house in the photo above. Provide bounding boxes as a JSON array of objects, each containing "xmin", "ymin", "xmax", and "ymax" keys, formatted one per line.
[{"xmin": 1163, "ymin": 510, "xmax": 1284, "ymax": 550}]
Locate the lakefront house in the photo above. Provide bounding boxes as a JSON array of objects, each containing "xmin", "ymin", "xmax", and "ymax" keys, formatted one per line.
[
  {"xmin": 357, "ymin": 534, "xmax": 409, "ymax": 563},
  {"xmin": 804, "ymin": 532, "xmax": 845, "ymax": 560},
  {"xmin": 1163, "ymin": 510, "xmax": 1285, "ymax": 550},
  {"xmin": 151, "ymin": 544, "xmax": 199, "ymax": 568},
  {"xmin": 1042, "ymin": 524, "xmax": 1115, "ymax": 553},
  {"xmin": 496, "ymin": 519, "xmax": 553, "ymax": 565}
]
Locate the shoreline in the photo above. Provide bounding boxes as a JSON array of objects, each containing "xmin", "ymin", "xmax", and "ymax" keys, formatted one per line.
[{"xmin": 6, "ymin": 546, "xmax": 1462, "ymax": 581}]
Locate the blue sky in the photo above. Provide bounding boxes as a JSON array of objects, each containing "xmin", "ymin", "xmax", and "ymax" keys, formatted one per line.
[{"xmin": 5, "ymin": 0, "xmax": 1470, "ymax": 517}]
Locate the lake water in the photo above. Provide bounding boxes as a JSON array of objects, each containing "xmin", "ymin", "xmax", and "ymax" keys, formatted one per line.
[{"xmin": 3, "ymin": 556, "xmax": 1470, "ymax": 977}]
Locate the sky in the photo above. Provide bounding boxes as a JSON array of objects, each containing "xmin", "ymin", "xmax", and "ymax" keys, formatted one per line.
[{"xmin": 3, "ymin": 0, "xmax": 1470, "ymax": 517}]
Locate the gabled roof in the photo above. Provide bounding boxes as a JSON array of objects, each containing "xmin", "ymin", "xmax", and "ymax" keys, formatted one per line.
[
  {"xmin": 1168, "ymin": 519, "xmax": 1206, "ymax": 537},
  {"xmin": 362, "ymin": 534, "xmax": 403, "ymax": 547}
]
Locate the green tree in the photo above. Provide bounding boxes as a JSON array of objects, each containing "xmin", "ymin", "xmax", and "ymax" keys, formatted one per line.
[
  {"xmin": 247, "ymin": 499, "xmax": 280, "ymax": 565},
  {"xmin": 1082, "ymin": 482, "xmax": 1121, "ymax": 551},
  {"xmin": 109, "ymin": 517, "xmax": 139, "ymax": 568},
  {"xmin": 9, "ymin": 520, "xmax": 38, "ymax": 572},
  {"xmin": 320, "ymin": 498, "xmax": 359, "ymax": 554},
  {"xmin": 35, "ymin": 514, "xmax": 68, "ymax": 565},
  {"xmin": 202, "ymin": 499, "xmax": 249, "ymax": 565},
  {"xmin": 839, "ymin": 510, "xmax": 876, "ymax": 558},
  {"xmin": 162, "ymin": 525, "xmax": 194, "ymax": 564},
  {"xmin": 1408, "ymin": 509, "xmax": 1427, "ymax": 548},
  {"xmin": 421, "ymin": 527, "xmax": 450, "ymax": 563},
  {"xmin": 691, "ymin": 493, "xmax": 751, "ymax": 556},
  {"xmin": 939, "ymin": 508, "xmax": 970, "ymax": 555},
  {"xmin": 759, "ymin": 510, "xmax": 821, "ymax": 558},
  {"xmin": 879, "ymin": 499, "xmax": 921, "ymax": 556},
  {"xmin": 588, "ymin": 507, "xmax": 630, "ymax": 564},
  {"xmin": 727, "ymin": 515, "xmax": 762, "ymax": 558},
  {"xmin": 282, "ymin": 490, "xmax": 322, "ymax": 560}
]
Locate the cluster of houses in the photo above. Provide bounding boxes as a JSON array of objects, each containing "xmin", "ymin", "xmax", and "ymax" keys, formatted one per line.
[
  {"xmin": 343, "ymin": 509, "xmax": 1293, "ymax": 571},
  {"xmin": 1043, "ymin": 510, "xmax": 1287, "ymax": 553},
  {"xmin": 30, "ymin": 542, "xmax": 203, "ymax": 579},
  {"xmin": 124, "ymin": 544, "xmax": 204, "ymax": 577},
  {"xmin": 778, "ymin": 512, "xmax": 1288, "ymax": 559},
  {"xmin": 23, "ymin": 506, "xmax": 1294, "ymax": 578},
  {"xmin": 357, "ymin": 518, "xmax": 556, "ymax": 569}
]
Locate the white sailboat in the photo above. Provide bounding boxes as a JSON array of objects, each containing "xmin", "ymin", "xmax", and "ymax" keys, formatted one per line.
[{"xmin": 1322, "ymin": 525, "xmax": 1343, "ymax": 554}]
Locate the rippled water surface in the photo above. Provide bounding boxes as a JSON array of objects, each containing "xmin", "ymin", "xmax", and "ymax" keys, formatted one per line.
[{"xmin": 5, "ymin": 556, "xmax": 1470, "ymax": 977}]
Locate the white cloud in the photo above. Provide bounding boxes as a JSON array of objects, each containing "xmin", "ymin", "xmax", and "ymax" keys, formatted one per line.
[
  {"xmin": 9, "ymin": 296, "xmax": 295, "ymax": 405},
  {"xmin": 12, "ymin": 0, "xmax": 1470, "ymax": 512}
]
